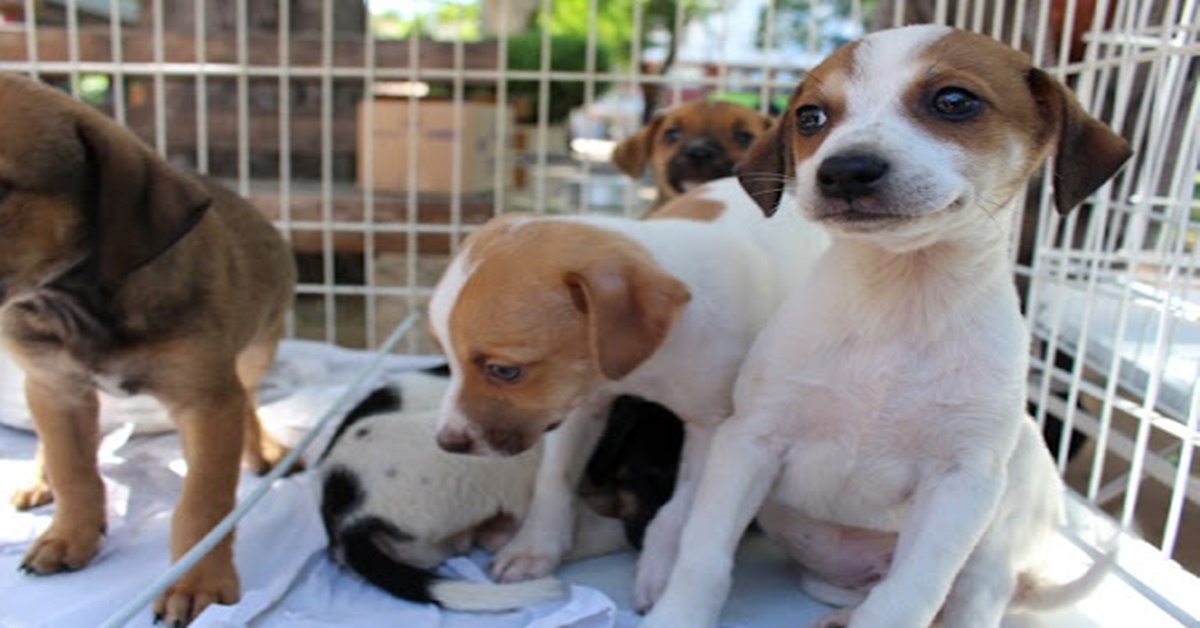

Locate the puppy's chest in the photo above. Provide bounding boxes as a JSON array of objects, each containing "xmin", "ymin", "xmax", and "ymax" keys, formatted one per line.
[
  {"xmin": 2, "ymin": 300, "xmax": 148, "ymax": 396},
  {"xmin": 769, "ymin": 328, "xmax": 1018, "ymax": 527}
]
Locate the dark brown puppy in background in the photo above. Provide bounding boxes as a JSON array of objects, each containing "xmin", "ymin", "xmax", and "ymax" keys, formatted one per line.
[
  {"xmin": 0, "ymin": 74, "xmax": 296, "ymax": 625},
  {"xmin": 611, "ymin": 100, "xmax": 773, "ymax": 209}
]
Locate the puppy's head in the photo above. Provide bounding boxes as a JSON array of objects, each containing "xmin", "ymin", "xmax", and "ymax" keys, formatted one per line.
[
  {"xmin": 0, "ymin": 74, "xmax": 210, "ymax": 305},
  {"xmin": 613, "ymin": 101, "xmax": 773, "ymax": 202},
  {"xmin": 737, "ymin": 26, "xmax": 1131, "ymax": 250},
  {"xmin": 427, "ymin": 216, "xmax": 690, "ymax": 457}
]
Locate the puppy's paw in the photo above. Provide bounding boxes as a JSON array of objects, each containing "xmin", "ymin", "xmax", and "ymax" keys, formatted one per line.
[
  {"xmin": 491, "ymin": 541, "xmax": 562, "ymax": 583},
  {"xmin": 632, "ymin": 557, "xmax": 670, "ymax": 612},
  {"xmin": 20, "ymin": 522, "xmax": 103, "ymax": 574},
  {"xmin": 244, "ymin": 438, "xmax": 300, "ymax": 476},
  {"xmin": 11, "ymin": 481, "xmax": 54, "ymax": 510},
  {"xmin": 153, "ymin": 559, "xmax": 240, "ymax": 626},
  {"xmin": 809, "ymin": 608, "xmax": 853, "ymax": 628}
]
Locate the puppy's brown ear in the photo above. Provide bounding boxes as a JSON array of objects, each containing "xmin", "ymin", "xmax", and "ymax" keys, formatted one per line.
[
  {"xmin": 611, "ymin": 114, "xmax": 664, "ymax": 178},
  {"xmin": 76, "ymin": 112, "xmax": 211, "ymax": 284},
  {"xmin": 565, "ymin": 259, "xmax": 691, "ymax": 381},
  {"xmin": 735, "ymin": 112, "xmax": 792, "ymax": 216},
  {"xmin": 1028, "ymin": 68, "xmax": 1132, "ymax": 213}
]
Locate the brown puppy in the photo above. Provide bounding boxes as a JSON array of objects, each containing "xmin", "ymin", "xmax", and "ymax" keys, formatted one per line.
[
  {"xmin": 0, "ymin": 74, "xmax": 296, "ymax": 625},
  {"xmin": 611, "ymin": 101, "xmax": 773, "ymax": 209}
]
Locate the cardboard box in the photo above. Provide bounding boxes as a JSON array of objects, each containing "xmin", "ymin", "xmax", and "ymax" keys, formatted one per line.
[{"xmin": 358, "ymin": 99, "xmax": 512, "ymax": 194}]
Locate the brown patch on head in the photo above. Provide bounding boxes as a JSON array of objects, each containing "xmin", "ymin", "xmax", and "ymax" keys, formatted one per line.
[
  {"xmin": 445, "ymin": 217, "xmax": 690, "ymax": 453},
  {"xmin": 737, "ymin": 40, "xmax": 859, "ymax": 215},
  {"xmin": 908, "ymin": 30, "xmax": 1130, "ymax": 212},
  {"xmin": 613, "ymin": 101, "xmax": 774, "ymax": 205},
  {"xmin": 643, "ymin": 189, "xmax": 725, "ymax": 221}
]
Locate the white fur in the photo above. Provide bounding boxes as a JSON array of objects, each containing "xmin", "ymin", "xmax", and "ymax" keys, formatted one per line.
[
  {"xmin": 320, "ymin": 372, "xmax": 616, "ymax": 612},
  {"xmin": 428, "ymin": 177, "xmax": 829, "ymax": 606},
  {"xmin": 644, "ymin": 25, "xmax": 1107, "ymax": 628}
]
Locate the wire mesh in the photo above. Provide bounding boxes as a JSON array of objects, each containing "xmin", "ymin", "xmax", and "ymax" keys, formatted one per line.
[{"xmin": 0, "ymin": 0, "xmax": 1195, "ymax": 615}]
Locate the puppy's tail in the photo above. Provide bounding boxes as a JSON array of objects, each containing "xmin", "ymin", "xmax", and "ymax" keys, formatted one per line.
[
  {"xmin": 1011, "ymin": 537, "xmax": 1118, "ymax": 612},
  {"xmin": 338, "ymin": 518, "xmax": 568, "ymax": 612}
]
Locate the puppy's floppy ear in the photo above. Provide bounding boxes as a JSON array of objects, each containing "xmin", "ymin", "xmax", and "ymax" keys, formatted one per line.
[
  {"xmin": 735, "ymin": 110, "xmax": 792, "ymax": 216},
  {"xmin": 76, "ymin": 111, "xmax": 212, "ymax": 284},
  {"xmin": 611, "ymin": 114, "xmax": 665, "ymax": 178},
  {"xmin": 565, "ymin": 258, "xmax": 691, "ymax": 381},
  {"xmin": 1028, "ymin": 68, "xmax": 1132, "ymax": 214}
]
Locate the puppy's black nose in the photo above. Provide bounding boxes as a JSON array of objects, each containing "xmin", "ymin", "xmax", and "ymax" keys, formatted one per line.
[
  {"xmin": 682, "ymin": 140, "xmax": 718, "ymax": 161},
  {"xmin": 817, "ymin": 154, "xmax": 889, "ymax": 199},
  {"xmin": 436, "ymin": 430, "xmax": 474, "ymax": 454}
]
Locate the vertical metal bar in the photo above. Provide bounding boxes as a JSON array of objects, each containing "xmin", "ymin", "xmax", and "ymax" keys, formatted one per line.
[
  {"xmin": 236, "ymin": 0, "xmax": 250, "ymax": 196},
  {"xmin": 534, "ymin": 0, "xmax": 553, "ymax": 214},
  {"xmin": 320, "ymin": 0, "xmax": 335, "ymax": 344},
  {"xmin": 361, "ymin": 0, "xmax": 378, "ymax": 349},
  {"xmin": 195, "ymin": 0, "xmax": 210, "ymax": 174},
  {"xmin": 148, "ymin": 0, "xmax": 165, "ymax": 156},
  {"xmin": 22, "ymin": 0, "xmax": 38, "ymax": 77},
  {"xmin": 65, "ymin": 0, "xmax": 79, "ymax": 96},
  {"xmin": 108, "ymin": 0, "xmax": 126, "ymax": 125},
  {"xmin": 278, "ymin": 0, "xmax": 295, "ymax": 339}
]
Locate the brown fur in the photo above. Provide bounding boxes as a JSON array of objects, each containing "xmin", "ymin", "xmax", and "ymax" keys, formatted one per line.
[
  {"xmin": 612, "ymin": 101, "xmax": 773, "ymax": 208},
  {"xmin": 444, "ymin": 217, "xmax": 690, "ymax": 454},
  {"xmin": 0, "ymin": 73, "xmax": 297, "ymax": 625},
  {"xmin": 643, "ymin": 193, "xmax": 725, "ymax": 221}
]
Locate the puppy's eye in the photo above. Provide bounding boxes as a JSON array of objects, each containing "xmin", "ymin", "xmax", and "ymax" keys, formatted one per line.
[
  {"xmin": 485, "ymin": 363, "xmax": 522, "ymax": 383},
  {"xmin": 733, "ymin": 130, "xmax": 756, "ymax": 147},
  {"xmin": 930, "ymin": 87, "xmax": 983, "ymax": 121},
  {"xmin": 795, "ymin": 105, "xmax": 828, "ymax": 135},
  {"xmin": 662, "ymin": 128, "xmax": 682, "ymax": 145}
]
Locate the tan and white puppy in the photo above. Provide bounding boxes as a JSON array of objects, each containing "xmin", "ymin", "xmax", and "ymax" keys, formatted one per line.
[
  {"xmin": 612, "ymin": 101, "xmax": 774, "ymax": 208},
  {"xmin": 643, "ymin": 25, "xmax": 1131, "ymax": 627},
  {"xmin": 427, "ymin": 179, "xmax": 829, "ymax": 606}
]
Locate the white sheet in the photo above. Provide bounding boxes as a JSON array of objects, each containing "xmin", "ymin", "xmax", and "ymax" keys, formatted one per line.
[{"xmin": 0, "ymin": 341, "xmax": 1193, "ymax": 627}]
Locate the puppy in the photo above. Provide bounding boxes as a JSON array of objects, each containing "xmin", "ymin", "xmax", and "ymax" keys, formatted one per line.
[
  {"xmin": 319, "ymin": 372, "xmax": 682, "ymax": 610},
  {"xmin": 427, "ymin": 181, "xmax": 829, "ymax": 609},
  {"xmin": 643, "ymin": 25, "xmax": 1132, "ymax": 628},
  {"xmin": 0, "ymin": 74, "xmax": 296, "ymax": 625},
  {"xmin": 612, "ymin": 101, "xmax": 774, "ymax": 209}
]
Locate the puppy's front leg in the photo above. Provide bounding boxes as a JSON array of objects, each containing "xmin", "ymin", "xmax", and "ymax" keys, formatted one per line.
[
  {"xmin": 18, "ymin": 377, "xmax": 106, "ymax": 574},
  {"xmin": 154, "ymin": 375, "xmax": 249, "ymax": 625},
  {"xmin": 642, "ymin": 416, "xmax": 782, "ymax": 628},
  {"xmin": 847, "ymin": 464, "xmax": 1005, "ymax": 628},
  {"xmin": 491, "ymin": 398, "xmax": 610, "ymax": 582},
  {"xmin": 633, "ymin": 421, "xmax": 713, "ymax": 610}
]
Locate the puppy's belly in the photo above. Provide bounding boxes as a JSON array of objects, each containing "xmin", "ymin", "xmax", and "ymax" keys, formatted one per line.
[{"xmin": 757, "ymin": 499, "xmax": 896, "ymax": 591}]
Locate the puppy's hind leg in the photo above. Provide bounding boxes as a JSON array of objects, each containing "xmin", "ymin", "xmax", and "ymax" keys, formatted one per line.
[
  {"xmin": 235, "ymin": 334, "xmax": 296, "ymax": 474},
  {"xmin": 939, "ymin": 542, "xmax": 1018, "ymax": 628}
]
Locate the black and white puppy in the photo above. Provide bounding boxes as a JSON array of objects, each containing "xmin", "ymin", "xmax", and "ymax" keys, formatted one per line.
[{"xmin": 319, "ymin": 369, "xmax": 684, "ymax": 611}]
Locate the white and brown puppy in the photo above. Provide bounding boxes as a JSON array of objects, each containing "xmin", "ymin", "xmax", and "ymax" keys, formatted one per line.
[
  {"xmin": 643, "ymin": 25, "xmax": 1131, "ymax": 628},
  {"xmin": 612, "ymin": 101, "xmax": 774, "ymax": 208},
  {"xmin": 427, "ymin": 181, "xmax": 829, "ymax": 607}
]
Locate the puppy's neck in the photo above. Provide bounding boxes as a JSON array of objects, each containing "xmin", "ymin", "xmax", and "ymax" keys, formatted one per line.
[{"xmin": 826, "ymin": 228, "xmax": 1014, "ymax": 336}]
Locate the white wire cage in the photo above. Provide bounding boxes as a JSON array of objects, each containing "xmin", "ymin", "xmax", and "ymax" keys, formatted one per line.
[{"xmin": 0, "ymin": 0, "xmax": 1196, "ymax": 623}]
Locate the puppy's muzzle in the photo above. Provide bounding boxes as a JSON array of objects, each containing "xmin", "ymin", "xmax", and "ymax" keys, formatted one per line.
[
  {"xmin": 436, "ymin": 428, "xmax": 476, "ymax": 454},
  {"xmin": 682, "ymin": 139, "xmax": 723, "ymax": 163},
  {"xmin": 817, "ymin": 153, "xmax": 890, "ymax": 201}
]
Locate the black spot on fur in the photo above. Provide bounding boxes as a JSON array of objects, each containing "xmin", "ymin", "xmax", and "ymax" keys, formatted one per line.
[
  {"xmin": 384, "ymin": 468, "xmax": 397, "ymax": 479},
  {"xmin": 355, "ymin": 427, "xmax": 371, "ymax": 439},
  {"xmin": 586, "ymin": 395, "xmax": 685, "ymax": 548},
  {"xmin": 320, "ymin": 466, "xmax": 364, "ymax": 535},
  {"xmin": 423, "ymin": 363, "xmax": 451, "ymax": 378},
  {"xmin": 337, "ymin": 517, "xmax": 440, "ymax": 605},
  {"xmin": 318, "ymin": 386, "xmax": 402, "ymax": 461}
]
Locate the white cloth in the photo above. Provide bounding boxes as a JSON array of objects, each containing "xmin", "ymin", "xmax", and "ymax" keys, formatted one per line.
[{"xmin": 0, "ymin": 341, "xmax": 1190, "ymax": 627}]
